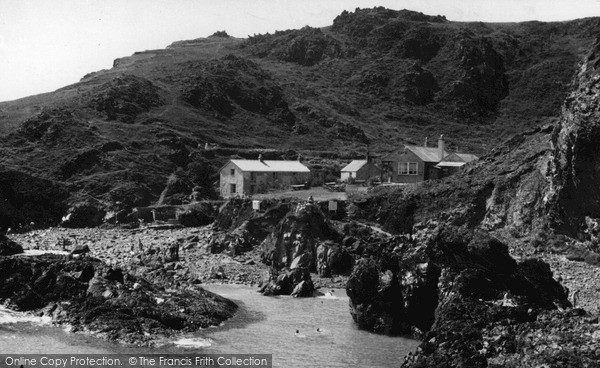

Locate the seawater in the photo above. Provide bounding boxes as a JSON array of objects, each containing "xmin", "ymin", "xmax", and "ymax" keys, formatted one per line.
[{"xmin": 0, "ymin": 285, "xmax": 419, "ymax": 367}]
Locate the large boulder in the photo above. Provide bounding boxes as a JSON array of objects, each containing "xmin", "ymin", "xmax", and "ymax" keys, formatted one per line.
[
  {"xmin": 138, "ymin": 242, "xmax": 179, "ymax": 268},
  {"xmin": 61, "ymin": 203, "xmax": 106, "ymax": 228},
  {"xmin": 260, "ymin": 267, "xmax": 315, "ymax": 297},
  {"xmin": 0, "ymin": 235, "xmax": 23, "ymax": 256},
  {"xmin": 208, "ymin": 229, "xmax": 252, "ymax": 256},
  {"xmin": 347, "ymin": 259, "xmax": 403, "ymax": 333},
  {"xmin": 177, "ymin": 202, "xmax": 219, "ymax": 227},
  {"xmin": 261, "ymin": 202, "xmax": 340, "ymax": 270},
  {"xmin": 316, "ymin": 240, "xmax": 354, "ymax": 276}
]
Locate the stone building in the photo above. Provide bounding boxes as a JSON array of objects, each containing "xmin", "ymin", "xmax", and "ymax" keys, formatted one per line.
[
  {"xmin": 219, "ymin": 156, "xmax": 310, "ymax": 198},
  {"xmin": 381, "ymin": 135, "xmax": 478, "ymax": 183}
]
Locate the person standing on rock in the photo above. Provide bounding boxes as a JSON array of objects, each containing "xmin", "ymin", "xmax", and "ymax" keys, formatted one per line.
[{"xmin": 571, "ymin": 289, "xmax": 580, "ymax": 308}]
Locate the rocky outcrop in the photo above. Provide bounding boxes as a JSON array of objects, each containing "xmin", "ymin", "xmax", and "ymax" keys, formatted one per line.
[
  {"xmin": 179, "ymin": 54, "xmax": 295, "ymax": 124},
  {"xmin": 259, "ymin": 266, "xmax": 315, "ymax": 297},
  {"xmin": 0, "ymin": 168, "xmax": 70, "ymax": 229},
  {"xmin": 60, "ymin": 203, "xmax": 106, "ymax": 228},
  {"xmin": 547, "ymin": 38, "xmax": 600, "ymax": 234},
  {"xmin": 246, "ymin": 26, "xmax": 344, "ymax": 66},
  {"xmin": 0, "ymin": 253, "xmax": 236, "ymax": 345},
  {"xmin": 347, "ymin": 225, "xmax": 569, "ymax": 341},
  {"xmin": 177, "ymin": 202, "xmax": 219, "ymax": 227},
  {"xmin": 0, "ymin": 235, "xmax": 23, "ymax": 256},
  {"xmin": 316, "ymin": 240, "xmax": 354, "ymax": 277},
  {"xmin": 87, "ymin": 74, "xmax": 163, "ymax": 123},
  {"xmin": 261, "ymin": 202, "xmax": 340, "ymax": 270},
  {"xmin": 210, "ymin": 199, "xmax": 291, "ymax": 255}
]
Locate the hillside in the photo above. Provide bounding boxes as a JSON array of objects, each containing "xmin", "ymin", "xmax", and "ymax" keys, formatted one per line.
[
  {"xmin": 343, "ymin": 34, "xmax": 600, "ymax": 368},
  {"xmin": 1, "ymin": 7, "xmax": 600, "ymax": 227}
]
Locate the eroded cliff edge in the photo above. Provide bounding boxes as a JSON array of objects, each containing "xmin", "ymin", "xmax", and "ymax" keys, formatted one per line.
[{"xmin": 346, "ymin": 39, "xmax": 600, "ymax": 367}]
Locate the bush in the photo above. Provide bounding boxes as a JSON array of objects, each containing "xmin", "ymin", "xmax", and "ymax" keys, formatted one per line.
[{"xmin": 177, "ymin": 202, "xmax": 219, "ymax": 227}]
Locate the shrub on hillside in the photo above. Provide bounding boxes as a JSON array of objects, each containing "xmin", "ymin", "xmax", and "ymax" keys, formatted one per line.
[{"xmin": 177, "ymin": 202, "xmax": 219, "ymax": 227}]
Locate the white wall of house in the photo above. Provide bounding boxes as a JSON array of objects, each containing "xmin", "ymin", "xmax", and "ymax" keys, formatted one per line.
[
  {"xmin": 219, "ymin": 162, "xmax": 245, "ymax": 198},
  {"xmin": 220, "ymin": 162, "xmax": 310, "ymax": 198}
]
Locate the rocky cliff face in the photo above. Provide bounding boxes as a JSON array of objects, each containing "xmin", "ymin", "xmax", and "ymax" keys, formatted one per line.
[
  {"xmin": 261, "ymin": 202, "xmax": 340, "ymax": 269},
  {"xmin": 347, "ymin": 33, "xmax": 600, "ymax": 368},
  {"xmin": 359, "ymin": 40, "xmax": 600, "ymax": 237},
  {"xmin": 547, "ymin": 38, "xmax": 600, "ymax": 235}
]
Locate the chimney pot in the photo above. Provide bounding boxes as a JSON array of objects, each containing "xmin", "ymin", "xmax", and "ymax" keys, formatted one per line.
[{"xmin": 438, "ymin": 135, "xmax": 445, "ymax": 161}]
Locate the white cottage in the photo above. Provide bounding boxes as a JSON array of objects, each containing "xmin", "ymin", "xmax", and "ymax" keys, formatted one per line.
[{"xmin": 219, "ymin": 156, "xmax": 310, "ymax": 198}]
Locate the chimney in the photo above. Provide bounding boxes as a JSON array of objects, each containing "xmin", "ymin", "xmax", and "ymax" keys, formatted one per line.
[
  {"xmin": 365, "ymin": 148, "xmax": 371, "ymax": 163},
  {"xmin": 258, "ymin": 153, "xmax": 264, "ymax": 162},
  {"xmin": 438, "ymin": 134, "xmax": 445, "ymax": 160},
  {"xmin": 424, "ymin": 137, "xmax": 429, "ymax": 147}
]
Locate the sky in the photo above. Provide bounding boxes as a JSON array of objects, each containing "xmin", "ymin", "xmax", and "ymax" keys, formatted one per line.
[{"xmin": 1, "ymin": 0, "xmax": 600, "ymax": 102}]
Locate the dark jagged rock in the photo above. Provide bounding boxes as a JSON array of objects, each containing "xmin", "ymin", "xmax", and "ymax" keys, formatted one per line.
[
  {"xmin": 396, "ymin": 64, "xmax": 438, "ymax": 105},
  {"xmin": 87, "ymin": 74, "xmax": 163, "ymax": 123},
  {"xmin": 69, "ymin": 244, "xmax": 90, "ymax": 256},
  {"xmin": 347, "ymin": 225, "xmax": 569, "ymax": 343},
  {"xmin": 57, "ymin": 148, "xmax": 104, "ymax": 179},
  {"xmin": 261, "ymin": 202, "xmax": 341, "ymax": 270},
  {"xmin": 246, "ymin": 26, "xmax": 344, "ymax": 66},
  {"xmin": 259, "ymin": 266, "xmax": 315, "ymax": 297},
  {"xmin": 18, "ymin": 108, "xmax": 81, "ymax": 142},
  {"xmin": 0, "ymin": 254, "xmax": 236, "ymax": 345},
  {"xmin": 177, "ymin": 202, "xmax": 219, "ymax": 227},
  {"xmin": 548, "ymin": 38, "xmax": 600, "ymax": 235},
  {"xmin": 0, "ymin": 234, "xmax": 23, "ymax": 256},
  {"xmin": 208, "ymin": 229, "xmax": 252, "ymax": 256},
  {"xmin": 289, "ymin": 252, "xmax": 312, "ymax": 270},
  {"xmin": 179, "ymin": 54, "xmax": 295, "ymax": 124},
  {"xmin": 138, "ymin": 243, "xmax": 180, "ymax": 268},
  {"xmin": 316, "ymin": 240, "xmax": 354, "ymax": 276},
  {"xmin": 61, "ymin": 203, "xmax": 106, "ymax": 228},
  {"xmin": 210, "ymin": 199, "xmax": 291, "ymax": 256},
  {"xmin": 0, "ymin": 168, "xmax": 70, "ymax": 229}
]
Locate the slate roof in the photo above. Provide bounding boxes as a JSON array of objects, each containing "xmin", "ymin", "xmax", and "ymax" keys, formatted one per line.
[
  {"xmin": 341, "ymin": 160, "xmax": 368, "ymax": 172},
  {"xmin": 455, "ymin": 153, "xmax": 479, "ymax": 163},
  {"xmin": 435, "ymin": 161, "xmax": 467, "ymax": 168},
  {"xmin": 404, "ymin": 145, "xmax": 449, "ymax": 162},
  {"xmin": 229, "ymin": 159, "xmax": 310, "ymax": 173},
  {"xmin": 381, "ymin": 152, "xmax": 403, "ymax": 162}
]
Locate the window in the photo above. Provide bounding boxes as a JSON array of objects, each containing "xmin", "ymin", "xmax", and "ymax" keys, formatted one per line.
[
  {"xmin": 250, "ymin": 172, "xmax": 256, "ymax": 181},
  {"xmin": 250, "ymin": 184, "xmax": 256, "ymax": 193},
  {"xmin": 230, "ymin": 168, "xmax": 235, "ymax": 176},
  {"xmin": 272, "ymin": 172, "xmax": 278, "ymax": 179},
  {"xmin": 399, "ymin": 162, "xmax": 418, "ymax": 175},
  {"xmin": 230, "ymin": 184, "xmax": 237, "ymax": 194}
]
